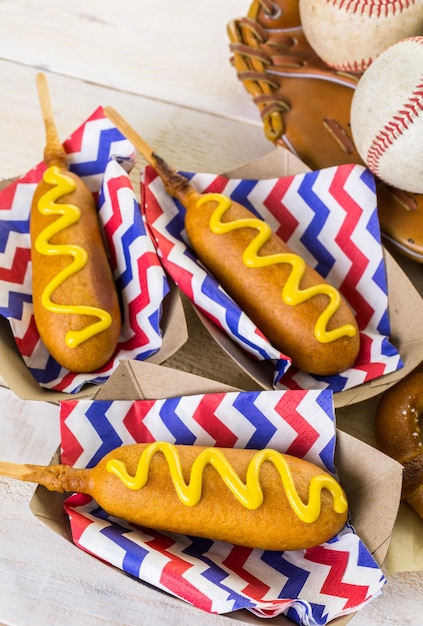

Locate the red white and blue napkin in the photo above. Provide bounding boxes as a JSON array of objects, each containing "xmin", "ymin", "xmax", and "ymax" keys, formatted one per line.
[
  {"xmin": 141, "ymin": 164, "xmax": 402, "ymax": 393},
  {"xmin": 0, "ymin": 109, "xmax": 169, "ymax": 393},
  {"xmin": 60, "ymin": 389, "xmax": 386, "ymax": 625}
]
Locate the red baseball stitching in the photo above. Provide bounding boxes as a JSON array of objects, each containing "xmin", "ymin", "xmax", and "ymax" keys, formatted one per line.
[
  {"xmin": 366, "ymin": 80, "xmax": 423, "ymax": 176},
  {"xmin": 329, "ymin": 0, "xmax": 417, "ymax": 17},
  {"xmin": 326, "ymin": 57, "xmax": 373, "ymax": 73}
]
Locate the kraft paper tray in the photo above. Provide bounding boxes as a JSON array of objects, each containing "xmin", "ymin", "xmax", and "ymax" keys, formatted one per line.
[{"xmin": 29, "ymin": 360, "xmax": 404, "ymax": 626}]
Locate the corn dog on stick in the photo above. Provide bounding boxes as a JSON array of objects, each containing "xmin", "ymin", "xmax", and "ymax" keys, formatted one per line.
[
  {"xmin": 103, "ymin": 107, "xmax": 360, "ymax": 375},
  {"xmin": 30, "ymin": 75, "xmax": 122, "ymax": 373},
  {"xmin": 0, "ymin": 443, "xmax": 348, "ymax": 551}
]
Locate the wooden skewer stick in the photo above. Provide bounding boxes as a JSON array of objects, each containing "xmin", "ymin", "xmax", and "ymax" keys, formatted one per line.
[
  {"xmin": 0, "ymin": 459, "xmax": 88, "ymax": 493},
  {"xmin": 103, "ymin": 106, "xmax": 156, "ymax": 166},
  {"xmin": 36, "ymin": 72, "xmax": 60, "ymax": 147},
  {"xmin": 103, "ymin": 106, "xmax": 194, "ymax": 203},
  {"xmin": 0, "ymin": 460, "xmax": 35, "ymax": 481},
  {"xmin": 35, "ymin": 72, "xmax": 66, "ymax": 167}
]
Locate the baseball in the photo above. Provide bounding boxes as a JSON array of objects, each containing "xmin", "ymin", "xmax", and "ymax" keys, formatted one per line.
[
  {"xmin": 350, "ymin": 37, "xmax": 423, "ymax": 193},
  {"xmin": 299, "ymin": 0, "xmax": 423, "ymax": 73}
]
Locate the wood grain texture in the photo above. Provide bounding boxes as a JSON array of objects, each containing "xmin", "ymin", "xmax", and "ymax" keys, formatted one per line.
[
  {"xmin": 0, "ymin": 62, "xmax": 271, "ymax": 182},
  {"xmin": 0, "ymin": 1, "xmax": 421, "ymax": 624}
]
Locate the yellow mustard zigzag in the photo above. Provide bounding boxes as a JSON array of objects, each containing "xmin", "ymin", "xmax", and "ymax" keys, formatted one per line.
[
  {"xmin": 35, "ymin": 165, "xmax": 112, "ymax": 348},
  {"xmin": 106, "ymin": 442, "xmax": 347, "ymax": 522},
  {"xmin": 197, "ymin": 192, "xmax": 356, "ymax": 344}
]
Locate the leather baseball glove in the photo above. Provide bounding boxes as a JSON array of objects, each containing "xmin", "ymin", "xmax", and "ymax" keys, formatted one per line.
[{"xmin": 227, "ymin": 0, "xmax": 423, "ymax": 262}]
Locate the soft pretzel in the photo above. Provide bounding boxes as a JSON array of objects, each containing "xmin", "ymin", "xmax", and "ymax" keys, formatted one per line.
[
  {"xmin": 375, "ymin": 364, "xmax": 423, "ymax": 519},
  {"xmin": 2, "ymin": 442, "xmax": 348, "ymax": 551}
]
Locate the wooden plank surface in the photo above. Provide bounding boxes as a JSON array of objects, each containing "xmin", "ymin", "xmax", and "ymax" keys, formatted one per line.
[
  {"xmin": 0, "ymin": 1, "xmax": 422, "ymax": 625},
  {"xmin": 0, "ymin": 62, "xmax": 271, "ymax": 182}
]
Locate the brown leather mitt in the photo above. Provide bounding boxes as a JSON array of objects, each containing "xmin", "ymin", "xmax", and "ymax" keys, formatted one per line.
[{"xmin": 227, "ymin": 0, "xmax": 423, "ymax": 262}]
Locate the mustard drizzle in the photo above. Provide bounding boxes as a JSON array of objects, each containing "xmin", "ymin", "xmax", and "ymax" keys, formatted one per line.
[
  {"xmin": 34, "ymin": 165, "xmax": 112, "ymax": 348},
  {"xmin": 105, "ymin": 442, "xmax": 348, "ymax": 522},
  {"xmin": 197, "ymin": 193, "xmax": 356, "ymax": 344}
]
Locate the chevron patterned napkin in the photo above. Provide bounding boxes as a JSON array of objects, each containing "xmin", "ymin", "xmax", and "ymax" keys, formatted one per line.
[
  {"xmin": 142, "ymin": 164, "xmax": 402, "ymax": 393},
  {"xmin": 0, "ymin": 108, "xmax": 169, "ymax": 393},
  {"xmin": 60, "ymin": 389, "xmax": 386, "ymax": 625}
]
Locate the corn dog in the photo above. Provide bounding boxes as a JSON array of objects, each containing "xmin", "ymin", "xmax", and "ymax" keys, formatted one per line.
[
  {"xmin": 104, "ymin": 107, "xmax": 360, "ymax": 375},
  {"xmin": 30, "ymin": 74, "xmax": 121, "ymax": 372},
  {"xmin": 1, "ymin": 442, "xmax": 348, "ymax": 551}
]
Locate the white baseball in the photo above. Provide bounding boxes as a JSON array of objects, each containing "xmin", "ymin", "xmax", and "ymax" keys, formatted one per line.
[
  {"xmin": 299, "ymin": 0, "xmax": 423, "ymax": 73},
  {"xmin": 350, "ymin": 37, "xmax": 423, "ymax": 193}
]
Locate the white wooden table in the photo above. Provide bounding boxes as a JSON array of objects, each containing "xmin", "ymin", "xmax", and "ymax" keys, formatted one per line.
[{"xmin": 0, "ymin": 2, "xmax": 421, "ymax": 624}]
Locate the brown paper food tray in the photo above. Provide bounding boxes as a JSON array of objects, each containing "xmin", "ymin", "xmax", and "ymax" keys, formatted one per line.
[
  {"xmin": 184, "ymin": 147, "xmax": 423, "ymax": 408},
  {"xmin": 30, "ymin": 360, "xmax": 403, "ymax": 626}
]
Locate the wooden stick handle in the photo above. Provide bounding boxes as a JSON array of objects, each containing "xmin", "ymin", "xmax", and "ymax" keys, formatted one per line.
[
  {"xmin": 36, "ymin": 72, "xmax": 66, "ymax": 166},
  {"xmin": 104, "ymin": 106, "xmax": 196, "ymax": 203},
  {"xmin": 103, "ymin": 106, "xmax": 157, "ymax": 166},
  {"xmin": 0, "ymin": 460, "xmax": 36, "ymax": 480},
  {"xmin": 0, "ymin": 459, "xmax": 90, "ymax": 493}
]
